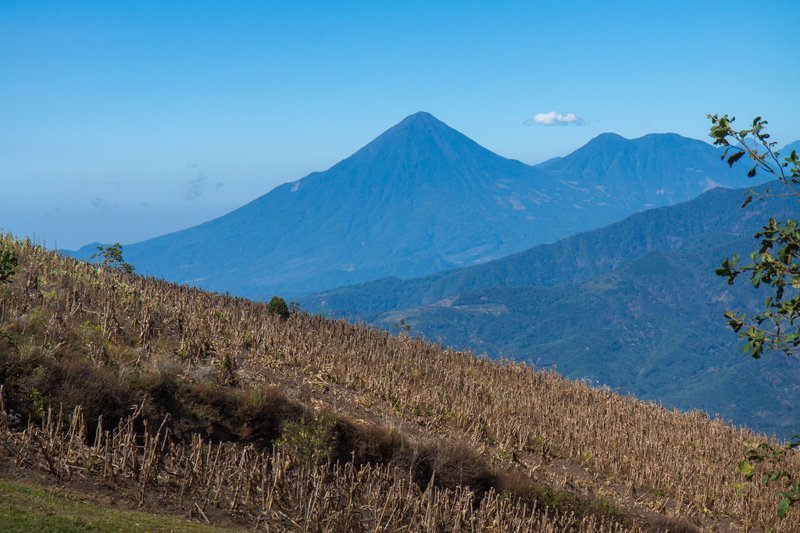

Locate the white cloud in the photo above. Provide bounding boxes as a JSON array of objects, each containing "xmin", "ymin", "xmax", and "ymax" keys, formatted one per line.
[{"xmin": 524, "ymin": 111, "xmax": 587, "ymax": 127}]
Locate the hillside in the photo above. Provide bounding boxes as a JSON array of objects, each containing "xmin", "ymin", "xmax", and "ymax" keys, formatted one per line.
[
  {"xmin": 3, "ymin": 234, "xmax": 800, "ymax": 531},
  {"xmin": 302, "ymin": 182, "xmax": 800, "ymax": 437},
  {"xmin": 67, "ymin": 113, "xmax": 759, "ymax": 298},
  {"xmin": 369, "ymin": 244, "xmax": 800, "ymax": 438}
]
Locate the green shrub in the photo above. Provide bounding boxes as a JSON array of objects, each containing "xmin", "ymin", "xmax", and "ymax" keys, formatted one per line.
[
  {"xmin": 275, "ymin": 412, "xmax": 337, "ymax": 464},
  {"xmin": 0, "ymin": 245, "xmax": 18, "ymax": 284},
  {"xmin": 266, "ymin": 296, "xmax": 290, "ymax": 319}
]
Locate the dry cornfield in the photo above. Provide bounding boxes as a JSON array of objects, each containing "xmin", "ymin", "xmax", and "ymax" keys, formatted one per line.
[
  {"xmin": 0, "ymin": 233, "xmax": 797, "ymax": 531},
  {"xmin": 0, "ymin": 403, "xmax": 625, "ymax": 532}
]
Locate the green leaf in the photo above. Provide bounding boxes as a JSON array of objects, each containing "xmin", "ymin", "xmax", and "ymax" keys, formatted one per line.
[
  {"xmin": 727, "ymin": 150, "xmax": 745, "ymax": 167},
  {"xmin": 738, "ymin": 460, "xmax": 755, "ymax": 478},
  {"xmin": 778, "ymin": 497, "xmax": 791, "ymax": 519}
]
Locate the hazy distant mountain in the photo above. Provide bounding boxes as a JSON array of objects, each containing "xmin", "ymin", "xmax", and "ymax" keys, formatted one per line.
[
  {"xmin": 542, "ymin": 132, "xmax": 742, "ymax": 206},
  {"xmin": 302, "ymin": 182, "xmax": 800, "ymax": 437},
  {"xmin": 301, "ymin": 183, "xmax": 783, "ymax": 317},
  {"xmin": 69, "ymin": 112, "xmax": 761, "ymax": 297}
]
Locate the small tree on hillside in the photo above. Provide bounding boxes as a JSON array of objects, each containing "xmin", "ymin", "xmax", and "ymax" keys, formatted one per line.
[
  {"xmin": 92, "ymin": 243, "xmax": 134, "ymax": 274},
  {"xmin": 267, "ymin": 296, "xmax": 291, "ymax": 319},
  {"xmin": 708, "ymin": 113, "xmax": 800, "ymax": 517}
]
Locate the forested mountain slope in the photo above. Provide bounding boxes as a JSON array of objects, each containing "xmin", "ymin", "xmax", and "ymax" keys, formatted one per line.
[{"xmin": 303, "ymin": 182, "xmax": 788, "ymax": 317}]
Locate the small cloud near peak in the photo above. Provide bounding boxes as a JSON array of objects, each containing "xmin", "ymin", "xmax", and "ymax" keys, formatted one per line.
[{"xmin": 524, "ymin": 111, "xmax": 587, "ymax": 127}]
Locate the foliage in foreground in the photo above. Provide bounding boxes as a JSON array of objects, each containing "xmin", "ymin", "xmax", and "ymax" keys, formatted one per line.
[
  {"xmin": 710, "ymin": 114, "xmax": 800, "ymax": 358},
  {"xmin": 709, "ymin": 114, "xmax": 800, "ymax": 518}
]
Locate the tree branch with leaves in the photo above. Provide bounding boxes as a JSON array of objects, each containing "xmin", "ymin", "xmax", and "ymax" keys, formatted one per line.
[
  {"xmin": 709, "ymin": 114, "xmax": 800, "ymax": 518},
  {"xmin": 710, "ymin": 114, "xmax": 800, "ymax": 358}
]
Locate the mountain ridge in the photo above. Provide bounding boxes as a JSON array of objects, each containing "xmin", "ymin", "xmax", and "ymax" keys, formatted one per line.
[{"xmin": 67, "ymin": 112, "xmax": 762, "ymax": 297}]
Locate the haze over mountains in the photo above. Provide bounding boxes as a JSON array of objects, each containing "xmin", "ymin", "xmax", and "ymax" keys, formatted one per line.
[
  {"xmin": 302, "ymin": 182, "xmax": 800, "ymax": 437},
  {"xmin": 69, "ymin": 112, "xmax": 759, "ymax": 297},
  {"xmin": 302, "ymin": 182, "xmax": 790, "ymax": 317}
]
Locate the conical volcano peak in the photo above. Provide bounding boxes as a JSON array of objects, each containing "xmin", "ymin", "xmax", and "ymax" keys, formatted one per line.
[
  {"xmin": 387, "ymin": 111, "xmax": 455, "ymax": 138},
  {"xmin": 350, "ymin": 110, "xmax": 495, "ymax": 166},
  {"xmin": 397, "ymin": 110, "xmax": 440, "ymax": 126}
]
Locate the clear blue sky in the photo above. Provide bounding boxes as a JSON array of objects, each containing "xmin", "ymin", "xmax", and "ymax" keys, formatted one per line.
[{"xmin": 1, "ymin": 0, "xmax": 798, "ymax": 248}]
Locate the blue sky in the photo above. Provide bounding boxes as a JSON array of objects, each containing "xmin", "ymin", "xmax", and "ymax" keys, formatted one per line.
[{"xmin": 1, "ymin": 0, "xmax": 798, "ymax": 248}]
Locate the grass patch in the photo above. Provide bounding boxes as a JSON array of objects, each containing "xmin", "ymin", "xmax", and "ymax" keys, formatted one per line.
[{"xmin": 0, "ymin": 479, "xmax": 237, "ymax": 532}]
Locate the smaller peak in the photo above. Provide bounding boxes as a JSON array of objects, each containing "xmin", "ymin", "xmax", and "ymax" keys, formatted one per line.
[
  {"xmin": 637, "ymin": 132, "xmax": 690, "ymax": 142},
  {"xmin": 592, "ymin": 132, "xmax": 627, "ymax": 142},
  {"xmin": 588, "ymin": 132, "xmax": 700, "ymax": 148},
  {"xmin": 579, "ymin": 132, "xmax": 628, "ymax": 150},
  {"xmin": 640, "ymin": 132, "xmax": 681, "ymax": 137},
  {"xmin": 555, "ymin": 132, "xmax": 628, "ymax": 160}
]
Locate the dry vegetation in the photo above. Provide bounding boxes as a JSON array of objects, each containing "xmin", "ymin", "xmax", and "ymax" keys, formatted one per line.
[
  {"xmin": 0, "ymin": 233, "xmax": 798, "ymax": 531},
  {"xmin": 1, "ymin": 404, "xmax": 624, "ymax": 532}
]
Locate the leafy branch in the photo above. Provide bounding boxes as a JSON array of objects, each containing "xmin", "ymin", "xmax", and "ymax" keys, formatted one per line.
[
  {"xmin": 710, "ymin": 114, "xmax": 800, "ymax": 519},
  {"xmin": 709, "ymin": 114, "xmax": 800, "ymax": 358},
  {"xmin": 738, "ymin": 437, "xmax": 800, "ymax": 519}
]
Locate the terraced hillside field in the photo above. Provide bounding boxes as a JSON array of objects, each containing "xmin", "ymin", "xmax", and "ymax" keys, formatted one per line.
[{"xmin": 0, "ymin": 234, "xmax": 796, "ymax": 531}]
